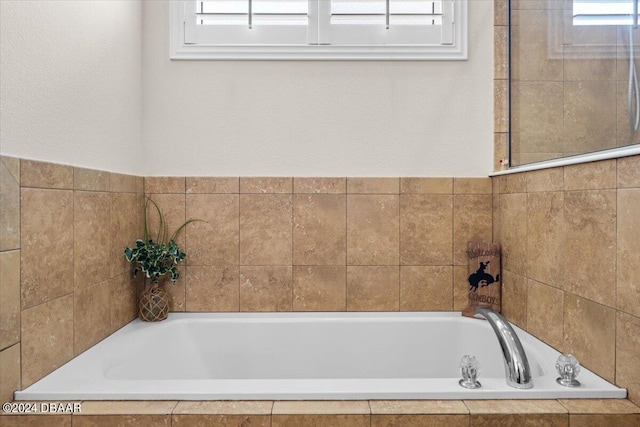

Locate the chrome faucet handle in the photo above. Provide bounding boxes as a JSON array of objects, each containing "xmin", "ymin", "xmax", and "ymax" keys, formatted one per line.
[
  {"xmin": 459, "ymin": 355, "xmax": 481, "ymax": 389},
  {"xmin": 556, "ymin": 354, "xmax": 581, "ymax": 387}
]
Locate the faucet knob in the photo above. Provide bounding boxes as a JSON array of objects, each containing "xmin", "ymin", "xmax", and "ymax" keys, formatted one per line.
[
  {"xmin": 459, "ymin": 355, "xmax": 481, "ymax": 389},
  {"xmin": 555, "ymin": 354, "xmax": 581, "ymax": 387}
]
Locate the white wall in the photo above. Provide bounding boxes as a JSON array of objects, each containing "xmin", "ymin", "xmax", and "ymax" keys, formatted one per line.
[
  {"xmin": 0, "ymin": 1, "xmax": 494, "ymax": 177},
  {"xmin": 0, "ymin": 0, "xmax": 142, "ymax": 175},
  {"xmin": 142, "ymin": 0, "xmax": 494, "ymax": 177}
]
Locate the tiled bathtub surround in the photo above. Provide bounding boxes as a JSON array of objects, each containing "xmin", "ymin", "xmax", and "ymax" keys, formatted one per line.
[
  {"xmin": 1, "ymin": 158, "xmax": 492, "ymax": 402},
  {"xmin": 0, "ymin": 158, "xmax": 144, "ymax": 403},
  {"xmin": 493, "ymin": 155, "xmax": 640, "ymax": 405},
  {"xmin": 145, "ymin": 176, "xmax": 493, "ymax": 314},
  {"xmin": 1, "ymin": 399, "xmax": 638, "ymax": 426}
]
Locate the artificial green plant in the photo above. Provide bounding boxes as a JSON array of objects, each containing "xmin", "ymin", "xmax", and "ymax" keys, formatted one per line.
[{"xmin": 124, "ymin": 198, "xmax": 198, "ymax": 284}]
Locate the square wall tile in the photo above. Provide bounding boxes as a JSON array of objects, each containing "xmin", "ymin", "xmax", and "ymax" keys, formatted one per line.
[
  {"xmin": 145, "ymin": 194, "xmax": 186, "ymax": 248},
  {"xmin": 347, "ymin": 178, "xmax": 399, "ymax": 194},
  {"xmin": 73, "ymin": 167, "xmax": 110, "ymax": 191},
  {"xmin": 1, "ymin": 415, "xmax": 71, "ymax": 426},
  {"xmin": 616, "ymin": 312, "xmax": 640, "ymax": 405},
  {"xmin": 369, "ymin": 400, "xmax": 468, "ymax": 414},
  {"xmin": 74, "ymin": 283, "xmax": 111, "ymax": 355},
  {"xmin": 294, "ymin": 178, "xmax": 346, "ymax": 194},
  {"xmin": 110, "ymin": 193, "xmax": 143, "ymax": 278},
  {"xmin": 347, "ymin": 266, "xmax": 399, "ymax": 311},
  {"xmin": 617, "ymin": 189, "xmax": 640, "ymax": 318},
  {"xmin": 173, "ymin": 414, "xmax": 270, "ymax": 427},
  {"xmin": 515, "ymin": 82, "xmax": 565, "ymax": 156},
  {"xmin": 564, "ymin": 160, "xmax": 616, "ymax": 191},
  {"xmin": 618, "ymin": 155, "xmax": 640, "ymax": 188},
  {"xmin": 464, "ymin": 399, "xmax": 568, "ymax": 414},
  {"xmin": 511, "ymin": 9, "xmax": 564, "ymax": 81},
  {"xmin": 0, "ymin": 250, "xmax": 20, "ymax": 350},
  {"xmin": 499, "ymin": 174, "xmax": 527, "ymax": 194},
  {"xmin": 185, "ymin": 194, "xmax": 239, "ymax": 266},
  {"xmin": 400, "ymin": 195, "xmax": 452, "ymax": 265},
  {"xmin": 240, "ymin": 194, "xmax": 292, "ymax": 266},
  {"xmin": 186, "ymin": 265, "xmax": 239, "ymax": 312},
  {"xmin": 173, "ymin": 400, "xmax": 273, "ymax": 415},
  {"xmin": 109, "ymin": 273, "xmax": 138, "ymax": 332},
  {"xmin": 293, "ymin": 266, "xmax": 346, "ymax": 311},
  {"xmin": 293, "ymin": 194, "xmax": 346, "ymax": 265},
  {"xmin": 400, "ymin": 178, "xmax": 452, "ymax": 194},
  {"xmin": 162, "ymin": 268, "xmax": 186, "ymax": 312},
  {"xmin": 240, "ymin": 266, "xmax": 292, "ymax": 312},
  {"xmin": 400, "ymin": 266, "xmax": 453, "ymax": 311},
  {"xmin": 453, "ymin": 178, "xmax": 492, "ymax": 194},
  {"xmin": 186, "ymin": 177, "xmax": 239, "ymax": 194},
  {"xmin": 273, "ymin": 414, "xmax": 369, "ymax": 427},
  {"xmin": 568, "ymin": 414, "xmax": 640, "ymax": 426},
  {"xmin": 495, "ymin": 79, "xmax": 509, "ymax": 133},
  {"xmin": 240, "ymin": 177, "xmax": 292, "ymax": 193},
  {"xmin": 501, "ymin": 270, "xmax": 528, "ymax": 329},
  {"xmin": 526, "ymin": 279, "xmax": 564, "ymax": 350},
  {"xmin": 526, "ymin": 191, "xmax": 565, "ymax": 289},
  {"xmin": 564, "ymin": 294, "xmax": 616, "ymax": 383},
  {"xmin": 453, "ymin": 265, "xmax": 471, "ymax": 311},
  {"xmin": 109, "ymin": 173, "xmax": 138, "ymax": 193},
  {"xmin": 453, "ymin": 195, "xmax": 493, "ymax": 265},
  {"xmin": 0, "ymin": 158, "xmax": 20, "ymax": 251},
  {"xmin": 348, "ymin": 195, "xmax": 399, "ymax": 266},
  {"xmin": 564, "ymin": 57, "xmax": 616, "ymax": 82},
  {"xmin": 469, "ymin": 414, "xmax": 567, "ymax": 426},
  {"xmin": 272, "ymin": 401, "xmax": 370, "ymax": 415},
  {"xmin": 73, "ymin": 415, "xmax": 171, "ymax": 427},
  {"xmin": 20, "ymin": 159, "xmax": 73, "ymax": 189},
  {"xmin": 495, "ymin": 25, "xmax": 508, "ymax": 80},
  {"xmin": 558, "ymin": 398, "xmax": 640, "ymax": 414},
  {"xmin": 172, "ymin": 401, "xmax": 272, "ymax": 427},
  {"xmin": 21, "ymin": 294, "xmax": 74, "ymax": 387},
  {"xmin": 494, "ymin": 133, "xmax": 508, "ymax": 172},
  {"xmin": 526, "ymin": 168, "xmax": 563, "ymax": 192},
  {"xmin": 78, "ymin": 400, "xmax": 178, "ymax": 415},
  {"xmin": 372, "ymin": 414, "xmax": 469, "ymax": 427},
  {"xmin": 495, "ymin": 0, "xmax": 507, "ymax": 25},
  {"xmin": 0, "ymin": 343, "xmax": 20, "ymax": 404},
  {"xmin": 73, "ymin": 403, "xmax": 175, "ymax": 427},
  {"xmin": 564, "ymin": 81, "xmax": 617, "ymax": 154},
  {"xmin": 564, "ymin": 190, "xmax": 616, "ymax": 308},
  {"xmin": 74, "ymin": 191, "xmax": 111, "ymax": 291},
  {"xmin": 498, "ymin": 193, "xmax": 527, "ymax": 275},
  {"xmin": 145, "ymin": 177, "xmax": 185, "ymax": 194},
  {"xmin": 21, "ymin": 188, "xmax": 74, "ymax": 309},
  {"xmin": 616, "ymin": 81, "xmax": 640, "ymax": 149}
]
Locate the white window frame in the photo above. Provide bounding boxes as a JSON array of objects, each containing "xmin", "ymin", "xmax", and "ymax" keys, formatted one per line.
[{"xmin": 170, "ymin": 1, "xmax": 467, "ymax": 60}]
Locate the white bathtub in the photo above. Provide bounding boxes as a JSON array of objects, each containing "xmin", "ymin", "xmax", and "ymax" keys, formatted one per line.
[{"xmin": 16, "ymin": 312, "xmax": 625, "ymax": 400}]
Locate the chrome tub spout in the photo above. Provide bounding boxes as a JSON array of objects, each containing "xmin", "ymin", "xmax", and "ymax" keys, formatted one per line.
[{"xmin": 475, "ymin": 307, "xmax": 533, "ymax": 389}]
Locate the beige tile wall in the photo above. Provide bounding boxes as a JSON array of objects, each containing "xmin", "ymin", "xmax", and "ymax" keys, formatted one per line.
[
  {"xmin": 0, "ymin": 158, "xmax": 144, "ymax": 402},
  {"xmin": 2, "ymin": 399, "xmax": 638, "ymax": 425},
  {"xmin": 145, "ymin": 177, "xmax": 493, "ymax": 314},
  {"xmin": 493, "ymin": 155, "xmax": 640, "ymax": 405}
]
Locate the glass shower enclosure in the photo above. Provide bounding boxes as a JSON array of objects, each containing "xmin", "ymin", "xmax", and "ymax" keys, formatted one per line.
[{"xmin": 510, "ymin": 0, "xmax": 640, "ymax": 166}]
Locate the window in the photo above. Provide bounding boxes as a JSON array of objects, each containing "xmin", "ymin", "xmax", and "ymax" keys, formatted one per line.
[
  {"xmin": 572, "ymin": 0, "xmax": 639, "ymax": 26},
  {"xmin": 170, "ymin": 0, "xmax": 467, "ymax": 60}
]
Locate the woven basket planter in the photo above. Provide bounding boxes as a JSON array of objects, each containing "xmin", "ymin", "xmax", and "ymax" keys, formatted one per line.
[{"xmin": 139, "ymin": 285, "xmax": 169, "ymax": 322}]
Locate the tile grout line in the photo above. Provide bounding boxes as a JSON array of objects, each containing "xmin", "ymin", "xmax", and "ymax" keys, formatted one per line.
[
  {"xmin": 238, "ymin": 182, "xmax": 242, "ymax": 312},
  {"xmin": 291, "ymin": 188, "xmax": 295, "ymax": 311},
  {"xmin": 345, "ymin": 185, "xmax": 349, "ymax": 311}
]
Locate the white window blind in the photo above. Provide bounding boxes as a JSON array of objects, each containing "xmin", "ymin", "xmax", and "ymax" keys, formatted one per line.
[{"xmin": 172, "ymin": 0, "xmax": 466, "ymax": 60}]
